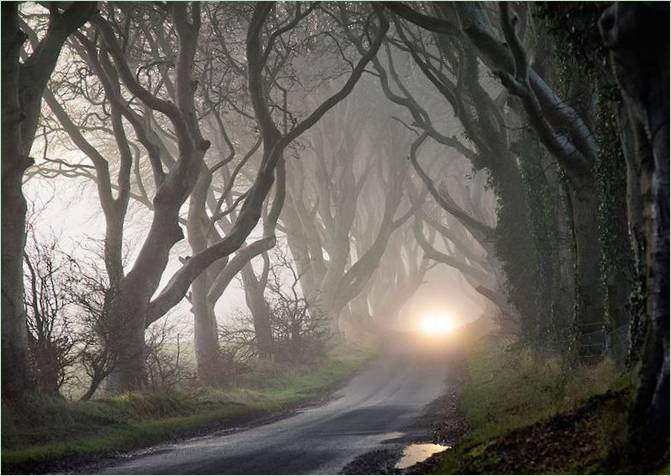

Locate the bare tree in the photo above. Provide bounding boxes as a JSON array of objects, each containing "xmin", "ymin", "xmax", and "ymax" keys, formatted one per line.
[
  {"xmin": 145, "ymin": 317, "xmax": 193, "ymax": 391},
  {"xmin": 2, "ymin": 1, "xmax": 95, "ymax": 400},
  {"xmin": 280, "ymin": 88, "xmax": 417, "ymax": 333},
  {"xmin": 23, "ymin": 228, "xmax": 79, "ymax": 396},
  {"xmin": 29, "ymin": 3, "xmax": 389, "ymax": 392},
  {"xmin": 266, "ymin": 246, "xmax": 329, "ymax": 362},
  {"xmin": 145, "ymin": 3, "xmax": 390, "ymax": 323},
  {"xmin": 66, "ymin": 252, "xmax": 118, "ymax": 401}
]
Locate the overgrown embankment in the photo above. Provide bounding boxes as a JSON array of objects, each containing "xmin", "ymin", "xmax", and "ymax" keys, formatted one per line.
[
  {"xmin": 1, "ymin": 342, "xmax": 377, "ymax": 474},
  {"xmin": 426, "ymin": 336, "xmax": 669, "ymax": 474}
]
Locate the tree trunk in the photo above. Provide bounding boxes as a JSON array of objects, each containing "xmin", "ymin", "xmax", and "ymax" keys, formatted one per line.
[
  {"xmin": 517, "ymin": 132, "xmax": 565, "ymax": 352},
  {"xmin": 556, "ymin": 181, "xmax": 578, "ymax": 353},
  {"xmin": 105, "ymin": 291, "xmax": 147, "ymax": 393},
  {"xmin": 570, "ymin": 179, "xmax": 606, "ymax": 361},
  {"xmin": 489, "ymin": 154, "xmax": 540, "ymax": 346},
  {"xmin": 2, "ymin": 3, "xmax": 96, "ymax": 399},
  {"xmin": 106, "ymin": 202, "xmax": 189, "ymax": 393},
  {"xmin": 341, "ymin": 291, "xmax": 372, "ymax": 339},
  {"xmin": 192, "ymin": 273, "xmax": 222, "ymax": 385},
  {"xmin": 1, "ymin": 158, "xmax": 33, "ymax": 399},
  {"xmin": 600, "ymin": 2, "xmax": 669, "ymax": 465},
  {"xmin": 2, "ymin": 11, "xmax": 34, "ymax": 400},
  {"xmin": 617, "ymin": 105, "xmax": 647, "ymax": 361},
  {"xmin": 281, "ymin": 199, "xmax": 321, "ymax": 304},
  {"xmin": 241, "ymin": 265, "xmax": 273, "ymax": 359},
  {"xmin": 187, "ymin": 169, "xmax": 223, "ymax": 386}
]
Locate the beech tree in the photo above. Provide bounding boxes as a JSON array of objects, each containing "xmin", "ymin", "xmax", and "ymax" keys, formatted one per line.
[
  {"xmin": 25, "ymin": 3, "xmax": 389, "ymax": 388},
  {"xmin": 599, "ymin": 2, "xmax": 669, "ymax": 464},
  {"xmin": 374, "ymin": 2, "xmax": 628, "ymax": 359},
  {"xmin": 2, "ymin": 2, "xmax": 96, "ymax": 400},
  {"xmin": 357, "ymin": 27, "xmax": 539, "ymax": 335},
  {"xmin": 144, "ymin": 4, "xmax": 389, "ymax": 349},
  {"xmin": 86, "ymin": 2, "xmax": 387, "ymax": 391},
  {"xmin": 279, "ymin": 90, "xmax": 417, "ymax": 333}
]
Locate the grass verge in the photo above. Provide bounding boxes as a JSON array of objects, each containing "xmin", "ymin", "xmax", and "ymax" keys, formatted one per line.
[
  {"xmin": 2, "ymin": 341, "xmax": 378, "ymax": 474},
  {"xmin": 430, "ymin": 337, "xmax": 639, "ymax": 474}
]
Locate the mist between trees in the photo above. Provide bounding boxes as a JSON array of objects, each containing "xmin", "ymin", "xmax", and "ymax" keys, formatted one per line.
[{"xmin": 1, "ymin": 0, "xmax": 667, "ymax": 469}]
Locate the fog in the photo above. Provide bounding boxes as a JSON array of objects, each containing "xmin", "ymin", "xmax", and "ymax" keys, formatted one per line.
[
  {"xmin": 11, "ymin": 1, "xmax": 513, "ymax": 403},
  {"xmin": 4, "ymin": 2, "xmax": 668, "ymax": 473},
  {"xmin": 23, "ymin": 78, "xmax": 493, "ymax": 336}
]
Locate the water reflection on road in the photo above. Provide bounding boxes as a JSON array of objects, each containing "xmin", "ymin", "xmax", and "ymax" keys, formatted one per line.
[{"xmin": 395, "ymin": 443, "xmax": 451, "ymax": 469}]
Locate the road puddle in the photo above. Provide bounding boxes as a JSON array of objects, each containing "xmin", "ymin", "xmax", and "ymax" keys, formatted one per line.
[{"xmin": 395, "ymin": 443, "xmax": 450, "ymax": 469}]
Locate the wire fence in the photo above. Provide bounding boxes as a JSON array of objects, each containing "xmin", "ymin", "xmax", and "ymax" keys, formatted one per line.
[
  {"xmin": 491, "ymin": 321, "xmax": 632, "ymax": 360},
  {"xmin": 573, "ymin": 323, "xmax": 631, "ymax": 359}
]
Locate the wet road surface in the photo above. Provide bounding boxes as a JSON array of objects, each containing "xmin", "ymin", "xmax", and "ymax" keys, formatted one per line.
[{"xmin": 99, "ymin": 344, "xmax": 451, "ymax": 474}]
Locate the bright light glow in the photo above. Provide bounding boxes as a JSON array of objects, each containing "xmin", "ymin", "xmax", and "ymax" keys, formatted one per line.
[{"xmin": 419, "ymin": 312, "xmax": 456, "ymax": 335}]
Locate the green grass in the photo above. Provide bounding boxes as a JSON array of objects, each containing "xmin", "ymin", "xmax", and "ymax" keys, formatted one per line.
[
  {"xmin": 460, "ymin": 342, "xmax": 625, "ymax": 441},
  {"xmin": 1, "ymin": 341, "xmax": 378, "ymax": 473},
  {"xmin": 432, "ymin": 337, "xmax": 635, "ymax": 474}
]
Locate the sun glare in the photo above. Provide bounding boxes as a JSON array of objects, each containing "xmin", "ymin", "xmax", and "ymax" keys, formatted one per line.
[{"xmin": 419, "ymin": 312, "xmax": 456, "ymax": 336}]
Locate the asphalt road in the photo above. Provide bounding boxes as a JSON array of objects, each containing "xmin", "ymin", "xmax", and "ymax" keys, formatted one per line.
[{"xmin": 99, "ymin": 342, "xmax": 451, "ymax": 475}]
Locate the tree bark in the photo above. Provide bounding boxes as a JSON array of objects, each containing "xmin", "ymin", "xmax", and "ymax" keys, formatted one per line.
[
  {"xmin": 455, "ymin": 2, "xmax": 606, "ymax": 357},
  {"xmin": 191, "ymin": 273, "xmax": 221, "ymax": 385},
  {"xmin": 617, "ymin": 106, "xmax": 647, "ymax": 360},
  {"xmin": 94, "ymin": 4, "xmax": 210, "ymax": 392},
  {"xmin": 187, "ymin": 168, "xmax": 223, "ymax": 385},
  {"xmin": 600, "ymin": 2, "xmax": 669, "ymax": 466},
  {"xmin": 569, "ymin": 180, "xmax": 607, "ymax": 360},
  {"xmin": 1, "ymin": 2, "xmax": 95, "ymax": 400},
  {"xmin": 105, "ymin": 291, "xmax": 148, "ymax": 393},
  {"xmin": 241, "ymin": 264, "xmax": 274, "ymax": 359},
  {"xmin": 143, "ymin": 5, "xmax": 389, "ymax": 323},
  {"xmin": 2, "ymin": 12, "xmax": 33, "ymax": 398}
]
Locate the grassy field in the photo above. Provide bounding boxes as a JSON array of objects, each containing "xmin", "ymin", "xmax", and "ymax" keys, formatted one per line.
[
  {"xmin": 431, "ymin": 337, "xmax": 640, "ymax": 474},
  {"xmin": 1, "ymin": 342, "xmax": 378, "ymax": 473}
]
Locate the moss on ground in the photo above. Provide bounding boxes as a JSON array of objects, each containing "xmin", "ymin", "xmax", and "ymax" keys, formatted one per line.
[
  {"xmin": 429, "ymin": 338, "xmax": 645, "ymax": 474},
  {"xmin": 1, "ymin": 342, "xmax": 377, "ymax": 473}
]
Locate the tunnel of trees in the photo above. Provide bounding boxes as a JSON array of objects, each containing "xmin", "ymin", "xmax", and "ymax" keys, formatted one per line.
[{"xmin": 1, "ymin": 1, "xmax": 668, "ymax": 471}]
